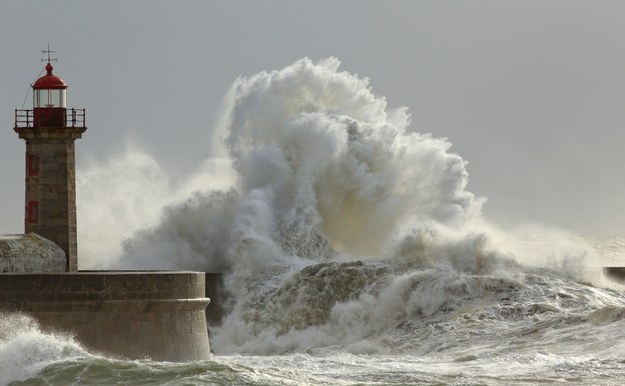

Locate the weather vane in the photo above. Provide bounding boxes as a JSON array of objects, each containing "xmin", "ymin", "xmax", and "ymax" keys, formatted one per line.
[{"xmin": 41, "ymin": 43, "xmax": 57, "ymax": 64}]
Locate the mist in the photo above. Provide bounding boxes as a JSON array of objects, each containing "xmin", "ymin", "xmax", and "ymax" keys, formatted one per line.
[{"xmin": 75, "ymin": 58, "xmax": 606, "ymax": 284}]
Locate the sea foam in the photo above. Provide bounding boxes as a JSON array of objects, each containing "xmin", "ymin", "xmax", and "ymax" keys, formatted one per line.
[
  {"xmin": 0, "ymin": 313, "xmax": 87, "ymax": 385},
  {"xmin": 75, "ymin": 58, "xmax": 609, "ymax": 354}
]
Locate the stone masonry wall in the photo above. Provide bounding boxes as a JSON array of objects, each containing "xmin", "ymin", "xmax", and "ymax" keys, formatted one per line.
[{"xmin": 0, "ymin": 271, "xmax": 211, "ymax": 362}]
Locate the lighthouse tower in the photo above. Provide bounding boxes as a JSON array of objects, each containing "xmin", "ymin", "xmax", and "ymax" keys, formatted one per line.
[{"xmin": 13, "ymin": 53, "xmax": 86, "ymax": 272}]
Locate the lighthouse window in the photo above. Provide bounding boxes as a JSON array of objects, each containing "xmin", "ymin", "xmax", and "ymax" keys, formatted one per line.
[
  {"xmin": 27, "ymin": 201, "xmax": 39, "ymax": 224},
  {"xmin": 51, "ymin": 89, "xmax": 66, "ymax": 107},
  {"xmin": 33, "ymin": 89, "xmax": 66, "ymax": 108},
  {"xmin": 27, "ymin": 154, "xmax": 39, "ymax": 176}
]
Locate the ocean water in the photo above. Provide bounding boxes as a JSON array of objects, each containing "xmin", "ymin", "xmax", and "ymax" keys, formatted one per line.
[
  {"xmin": 3, "ymin": 58, "xmax": 625, "ymax": 385},
  {"xmin": 4, "ymin": 242, "xmax": 625, "ymax": 386}
]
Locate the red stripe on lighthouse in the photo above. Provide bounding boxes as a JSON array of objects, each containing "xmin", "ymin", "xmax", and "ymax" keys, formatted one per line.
[{"xmin": 27, "ymin": 200, "xmax": 39, "ymax": 224}]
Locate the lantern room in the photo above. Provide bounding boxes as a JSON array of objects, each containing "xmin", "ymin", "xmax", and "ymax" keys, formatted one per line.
[{"xmin": 32, "ymin": 62, "xmax": 67, "ymax": 127}]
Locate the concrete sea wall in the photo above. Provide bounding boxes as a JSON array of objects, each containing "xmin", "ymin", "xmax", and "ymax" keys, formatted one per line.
[{"xmin": 0, "ymin": 271, "xmax": 211, "ymax": 362}]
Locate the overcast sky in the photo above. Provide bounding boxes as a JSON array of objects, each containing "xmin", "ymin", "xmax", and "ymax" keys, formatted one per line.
[{"xmin": 1, "ymin": 0, "xmax": 624, "ymax": 236}]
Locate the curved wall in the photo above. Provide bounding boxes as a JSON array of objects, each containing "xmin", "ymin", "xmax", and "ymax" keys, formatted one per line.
[
  {"xmin": 0, "ymin": 271, "xmax": 211, "ymax": 362},
  {"xmin": 0, "ymin": 233, "xmax": 65, "ymax": 272}
]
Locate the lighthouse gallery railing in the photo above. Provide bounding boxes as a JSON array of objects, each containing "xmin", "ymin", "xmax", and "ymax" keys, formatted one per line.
[{"xmin": 14, "ymin": 108, "xmax": 86, "ymax": 128}]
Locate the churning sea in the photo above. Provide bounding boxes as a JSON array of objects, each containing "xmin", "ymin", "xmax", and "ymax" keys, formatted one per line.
[{"xmin": 2, "ymin": 235, "xmax": 625, "ymax": 386}]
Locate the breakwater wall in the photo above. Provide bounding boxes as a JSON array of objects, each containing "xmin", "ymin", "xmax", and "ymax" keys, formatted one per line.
[{"xmin": 0, "ymin": 271, "xmax": 211, "ymax": 361}]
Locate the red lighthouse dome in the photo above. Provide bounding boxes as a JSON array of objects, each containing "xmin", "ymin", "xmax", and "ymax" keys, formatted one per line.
[{"xmin": 32, "ymin": 62, "xmax": 67, "ymax": 90}]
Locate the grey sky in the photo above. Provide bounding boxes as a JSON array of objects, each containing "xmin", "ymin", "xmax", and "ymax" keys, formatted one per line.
[{"xmin": 1, "ymin": 0, "xmax": 624, "ymax": 235}]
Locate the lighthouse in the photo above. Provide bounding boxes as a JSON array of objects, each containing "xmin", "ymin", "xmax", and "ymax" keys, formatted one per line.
[
  {"xmin": 13, "ymin": 52, "xmax": 86, "ymax": 272},
  {"xmin": 1, "ymin": 49, "xmax": 218, "ymax": 362}
]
